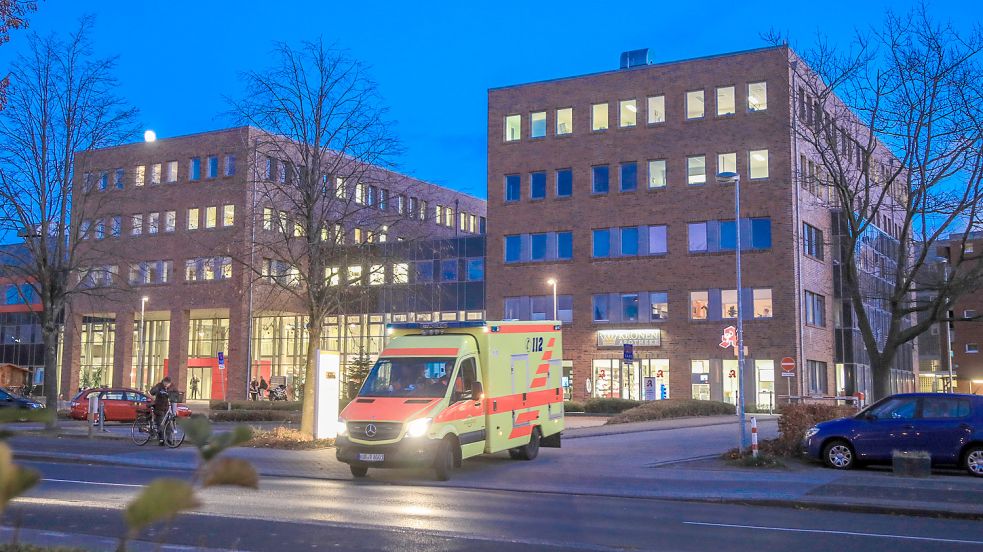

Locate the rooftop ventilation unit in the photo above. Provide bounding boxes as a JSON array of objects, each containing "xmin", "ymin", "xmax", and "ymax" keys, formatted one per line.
[{"xmin": 620, "ymin": 48, "xmax": 650, "ymax": 69}]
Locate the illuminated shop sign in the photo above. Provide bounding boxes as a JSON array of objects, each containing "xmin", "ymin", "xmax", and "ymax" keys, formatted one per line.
[{"xmin": 596, "ymin": 329, "xmax": 661, "ymax": 348}]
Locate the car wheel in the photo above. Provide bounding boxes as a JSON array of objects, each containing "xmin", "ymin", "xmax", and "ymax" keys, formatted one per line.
[
  {"xmin": 822, "ymin": 439, "xmax": 855, "ymax": 470},
  {"xmin": 512, "ymin": 427, "xmax": 542, "ymax": 461},
  {"xmin": 433, "ymin": 439, "xmax": 455, "ymax": 481},
  {"xmin": 964, "ymin": 445, "xmax": 983, "ymax": 477},
  {"xmin": 350, "ymin": 465, "xmax": 368, "ymax": 478}
]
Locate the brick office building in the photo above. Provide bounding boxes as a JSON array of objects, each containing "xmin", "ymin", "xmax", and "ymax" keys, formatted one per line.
[
  {"xmin": 937, "ymin": 232, "xmax": 983, "ymax": 395},
  {"xmin": 62, "ymin": 127, "xmax": 485, "ymax": 400},
  {"xmin": 486, "ymin": 46, "xmax": 916, "ymax": 405}
]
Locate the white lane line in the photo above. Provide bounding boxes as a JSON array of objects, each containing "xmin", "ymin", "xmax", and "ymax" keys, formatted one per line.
[
  {"xmin": 42, "ymin": 478, "xmax": 143, "ymax": 488},
  {"xmin": 683, "ymin": 521, "xmax": 983, "ymax": 545}
]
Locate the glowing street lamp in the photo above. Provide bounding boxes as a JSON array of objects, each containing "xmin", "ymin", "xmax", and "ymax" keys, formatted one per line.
[{"xmin": 547, "ymin": 278, "xmax": 558, "ymax": 321}]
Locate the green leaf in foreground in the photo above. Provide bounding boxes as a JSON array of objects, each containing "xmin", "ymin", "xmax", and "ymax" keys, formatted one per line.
[
  {"xmin": 0, "ymin": 442, "xmax": 39, "ymax": 513},
  {"xmin": 124, "ymin": 478, "xmax": 199, "ymax": 533},
  {"xmin": 201, "ymin": 457, "xmax": 259, "ymax": 489}
]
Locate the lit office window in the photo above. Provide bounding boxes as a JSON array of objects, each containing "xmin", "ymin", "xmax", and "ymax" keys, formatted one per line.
[
  {"xmin": 556, "ymin": 108, "xmax": 573, "ymax": 135},
  {"xmin": 148, "ymin": 212, "xmax": 159, "ymax": 235},
  {"xmin": 592, "ymin": 103, "xmax": 608, "ymax": 131},
  {"xmin": 530, "ymin": 111, "xmax": 546, "ymax": 138},
  {"xmin": 504, "ymin": 114, "xmax": 521, "ymax": 141},
  {"xmin": 717, "ymin": 86, "xmax": 736, "ymax": 115},
  {"xmin": 651, "ymin": 292, "xmax": 668, "ymax": 320},
  {"xmin": 686, "ymin": 90, "xmax": 704, "ymax": 119},
  {"xmin": 223, "ymin": 205, "xmax": 235, "ymax": 227},
  {"xmin": 722, "ymin": 289, "xmax": 738, "ymax": 318},
  {"xmin": 748, "ymin": 82, "xmax": 768, "ymax": 111},
  {"xmin": 165, "ymin": 161, "xmax": 178, "ymax": 183},
  {"xmin": 648, "ymin": 160, "xmax": 667, "ymax": 188},
  {"xmin": 134, "ymin": 166, "xmax": 145, "ymax": 187},
  {"xmin": 393, "ymin": 263, "xmax": 409, "ymax": 284},
  {"xmin": 619, "ymin": 99, "xmax": 637, "ymax": 127},
  {"xmin": 750, "ymin": 150, "xmax": 769, "ymax": 179},
  {"xmin": 187, "ymin": 208, "xmax": 199, "ymax": 230},
  {"xmin": 754, "ymin": 288, "xmax": 773, "ymax": 318},
  {"xmin": 687, "ymin": 155, "xmax": 706, "ymax": 185},
  {"xmin": 718, "ymin": 152, "xmax": 737, "ymax": 175},
  {"xmin": 647, "ymin": 95, "xmax": 665, "ymax": 123},
  {"xmin": 205, "ymin": 206, "xmax": 217, "ymax": 229},
  {"xmin": 164, "ymin": 211, "xmax": 176, "ymax": 232},
  {"xmin": 690, "ymin": 291, "xmax": 709, "ymax": 319},
  {"xmin": 151, "ymin": 164, "xmax": 161, "ymax": 185},
  {"xmin": 369, "ymin": 265, "xmax": 385, "ymax": 286}
]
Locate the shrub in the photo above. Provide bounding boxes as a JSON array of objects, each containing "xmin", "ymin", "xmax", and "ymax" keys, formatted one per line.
[
  {"xmin": 208, "ymin": 410, "xmax": 300, "ymax": 423},
  {"xmin": 723, "ymin": 450, "xmax": 786, "ymax": 469},
  {"xmin": 247, "ymin": 427, "xmax": 334, "ymax": 449},
  {"xmin": 563, "ymin": 401, "xmax": 585, "ymax": 413},
  {"xmin": 607, "ymin": 399, "xmax": 735, "ymax": 424},
  {"xmin": 772, "ymin": 403, "xmax": 857, "ymax": 456},
  {"xmin": 584, "ymin": 398, "xmax": 641, "ymax": 414},
  {"xmin": 209, "ymin": 400, "xmax": 301, "ymax": 411}
]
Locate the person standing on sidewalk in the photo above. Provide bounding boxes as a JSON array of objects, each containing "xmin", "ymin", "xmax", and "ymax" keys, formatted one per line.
[
  {"xmin": 249, "ymin": 379, "xmax": 259, "ymax": 401},
  {"xmin": 149, "ymin": 376, "xmax": 173, "ymax": 446},
  {"xmin": 259, "ymin": 377, "xmax": 269, "ymax": 400},
  {"xmin": 190, "ymin": 376, "xmax": 200, "ymax": 400}
]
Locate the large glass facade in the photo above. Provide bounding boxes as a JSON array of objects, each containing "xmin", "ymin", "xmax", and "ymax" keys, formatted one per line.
[
  {"xmin": 79, "ymin": 317, "xmax": 114, "ymax": 387},
  {"xmin": 131, "ymin": 319, "xmax": 170, "ymax": 391},
  {"xmin": 591, "ymin": 358, "xmax": 668, "ymax": 400}
]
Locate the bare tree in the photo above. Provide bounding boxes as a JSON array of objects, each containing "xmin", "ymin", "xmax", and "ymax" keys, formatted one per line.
[
  {"xmin": 231, "ymin": 39, "xmax": 432, "ymax": 435},
  {"xmin": 0, "ymin": 0, "xmax": 36, "ymax": 111},
  {"xmin": 0, "ymin": 19, "xmax": 137, "ymax": 425},
  {"xmin": 777, "ymin": 6, "xmax": 983, "ymax": 399}
]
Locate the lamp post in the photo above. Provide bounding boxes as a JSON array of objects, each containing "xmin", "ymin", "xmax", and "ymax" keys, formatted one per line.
[
  {"xmin": 941, "ymin": 259, "xmax": 955, "ymax": 392},
  {"xmin": 716, "ymin": 171, "xmax": 749, "ymax": 452},
  {"xmin": 547, "ymin": 278, "xmax": 558, "ymax": 321},
  {"xmin": 137, "ymin": 296, "xmax": 148, "ymax": 389}
]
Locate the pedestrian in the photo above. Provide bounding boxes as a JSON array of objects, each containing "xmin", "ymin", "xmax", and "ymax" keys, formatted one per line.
[
  {"xmin": 259, "ymin": 376, "xmax": 268, "ymax": 400},
  {"xmin": 249, "ymin": 379, "xmax": 259, "ymax": 401},
  {"xmin": 190, "ymin": 375, "xmax": 200, "ymax": 400},
  {"xmin": 149, "ymin": 376, "xmax": 173, "ymax": 446}
]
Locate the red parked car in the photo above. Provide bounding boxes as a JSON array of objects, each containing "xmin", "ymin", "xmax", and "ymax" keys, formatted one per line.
[{"xmin": 70, "ymin": 387, "xmax": 192, "ymax": 422}]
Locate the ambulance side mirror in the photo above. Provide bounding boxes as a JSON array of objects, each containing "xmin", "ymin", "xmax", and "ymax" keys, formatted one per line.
[{"xmin": 471, "ymin": 381, "xmax": 483, "ymax": 402}]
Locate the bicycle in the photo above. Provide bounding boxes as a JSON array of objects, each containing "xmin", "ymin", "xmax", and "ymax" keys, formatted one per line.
[{"xmin": 131, "ymin": 399, "xmax": 185, "ymax": 448}]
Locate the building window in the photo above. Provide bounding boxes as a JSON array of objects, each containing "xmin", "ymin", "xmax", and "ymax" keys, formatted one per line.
[
  {"xmin": 147, "ymin": 212, "xmax": 159, "ymax": 235},
  {"xmin": 748, "ymin": 82, "xmax": 767, "ymax": 111},
  {"xmin": 651, "ymin": 292, "xmax": 668, "ymax": 320},
  {"xmin": 591, "ymin": 103, "xmax": 608, "ymax": 131},
  {"xmin": 557, "ymin": 231, "xmax": 573, "ymax": 260},
  {"xmin": 224, "ymin": 154, "xmax": 236, "ymax": 176},
  {"xmin": 619, "ymin": 99, "xmax": 637, "ymax": 127},
  {"xmin": 441, "ymin": 259, "xmax": 458, "ymax": 282},
  {"xmin": 592, "ymin": 295, "xmax": 609, "ymax": 322},
  {"xmin": 393, "ymin": 263, "xmax": 409, "ymax": 284},
  {"xmin": 505, "ymin": 174, "xmax": 521, "ymax": 202},
  {"xmin": 649, "ymin": 225, "xmax": 667, "ymax": 254},
  {"xmin": 505, "ymin": 235, "xmax": 522, "ymax": 263},
  {"xmin": 206, "ymin": 156, "xmax": 218, "ymax": 178},
  {"xmin": 165, "ymin": 161, "xmax": 178, "ymax": 183},
  {"xmin": 622, "ymin": 293, "xmax": 639, "ymax": 321},
  {"xmin": 134, "ymin": 166, "xmax": 145, "ymax": 187},
  {"xmin": 188, "ymin": 208, "xmax": 199, "ymax": 230},
  {"xmin": 716, "ymin": 86, "xmax": 736, "ymax": 116},
  {"xmin": 131, "ymin": 214, "xmax": 142, "ymax": 236},
  {"xmin": 805, "ymin": 291, "xmax": 826, "ymax": 327},
  {"xmin": 749, "ymin": 150, "xmax": 769, "ymax": 179},
  {"xmin": 620, "ymin": 162, "xmax": 637, "ymax": 192},
  {"xmin": 692, "ymin": 360, "xmax": 710, "ymax": 400},
  {"xmin": 621, "ymin": 227, "xmax": 639, "ymax": 256},
  {"xmin": 967, "ymin": 343, "xmax": 980, "ymax": 354},
  {"xmin": 592, "ymin": 165, "xmax": 609, "ymax": 194},
  {"xmin": 687, "ymin": 155, "xmax": 706, "ymax": 185},
  {"xmin": 530, "ymin": 172, "xmax": 546, "ymax": 200},
  {"xmin": 164, "ymin": 211, "xmax": 176, "ymax": 233},
  {"xmin": 806, "ymin": 360, "xmax": 827, "ymax": 395},
  {"xmin": 690, "ymin": 291, "xmax": 709, "ymax": 320},
  {"xmin": 648, "ymin": 159, "xmax": 667, "ymax": 189},
  {"xmin": 415, "ymin": 261, "xmax": 434, "ymax": 282},
  {"xmin": 803, "ymin": 223, "xmax": 824, "ymax": 260},
  {"xmin": 530, "ymin": 111, "xmax": 546, "ymax": 138},
  {"xmin": 686, "ymin": 90, "xmax": 704, "ymax": 119},
  {"xmin": 754, "ymin": 288, "xmax": 773, "ymax": 318},
  {"xmin": 530, "ymin": 233, "xmax": 548, "ymax": 261},
  {"xmin": 556, "ymin": 107, "xmax": 573, "ymax": 135},
  {"xmin": 688, "ymin": 222, "xmax": 707, "ymax": 252},
  {"xmin": 718, "ymin": 152, "xmax": 737, "ymax": 175},
  {"xmin": 369, "ymin": 265, "xmax": 385, "ymax": 286},
  {"xmin": 722, "ymin": 289, "xmax": 738, "ymax": 318},
  {"xmin": 556, "ymin": 169, "xmax": 572, "ymax": 197},
  {"xmin": 150, "ymin": 163, "xmax": 161, "ymax": 185},
  {"xmin": 205, "ymin": 206, "xmax": 217, "ymax": 229},
  {"xmin": 466, "ymin": 258, "xmax": 484, "ymax": 281},
  {"xmin": 647, "ymin": 95, "xmax": 665, "ymax": 124},
  {"xmin": 113, "ymin": 168, "xmax": 124, "ymax": 189},
  {"xmin": 223, "ymin": 205, "xmax": 235, "ymax": 227},
  {"xmin": 964, "ymin": 310, "xmax": 977, "ymax": 319},
  {"xmin": 189, "ymin": 158, "xmax": 201, "ymax": 181},
  {"xmin": 592, "ymin": 228, "xmax": 610, "ymax": 258},
  {"xmin": 94, "ymin": 219, "xmax": 104, "ymax": 240},
  {"xmin": 111, "ymin": 216, "xmax": 121, "ymax": 238},
  {"xmin": 966, "ymin": 243, "xmax": 975, "ymax": 254},
  {"xmin": 504, "ymin": 114, "xmax": 521, "ymax": 141}
]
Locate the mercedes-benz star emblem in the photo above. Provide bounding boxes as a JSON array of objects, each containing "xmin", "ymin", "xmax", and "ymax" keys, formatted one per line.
[{"xmin": 364, "ymin": 423, "xmax": 377, "ymax": 438}]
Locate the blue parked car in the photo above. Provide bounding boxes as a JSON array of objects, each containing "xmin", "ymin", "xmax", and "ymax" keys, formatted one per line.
[{"xmin": 802, "ymin": 393, "xmax": 983, "ymax": 476}]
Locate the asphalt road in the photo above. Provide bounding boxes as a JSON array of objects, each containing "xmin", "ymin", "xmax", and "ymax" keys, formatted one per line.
[{"xmin": 11, "ymin": 458, "xmax": 983, "ymax": 551}]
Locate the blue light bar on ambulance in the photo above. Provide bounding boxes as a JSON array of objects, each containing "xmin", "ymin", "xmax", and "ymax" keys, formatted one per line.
[{"xmin": 387, "ymin": 320, "xmax": 487, "ymax": 336}]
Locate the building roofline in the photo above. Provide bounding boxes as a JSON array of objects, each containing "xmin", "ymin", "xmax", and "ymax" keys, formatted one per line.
[
  {"xmin": 84, "ymin": 126, "xmax": 253, "ymax": 154},
  {"xmin": 488, "ymin": 45, "xmax": 788, "ymax": 92}
]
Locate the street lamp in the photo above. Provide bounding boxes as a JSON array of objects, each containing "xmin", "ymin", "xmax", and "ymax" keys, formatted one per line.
[
  {"xmin": 547, "ymin": 278, "xmax": 558, "ymax": 321},
  {"xmin": 940, "ymin": 258, "xmax": 955, "ymax": 392},
  {"xmin": 137, "ymin": 296, "xmax": 149, "ymax": 389},
  {"xmin": 716, "ymin": 171, "xmax": 749, "ymax": 452}
]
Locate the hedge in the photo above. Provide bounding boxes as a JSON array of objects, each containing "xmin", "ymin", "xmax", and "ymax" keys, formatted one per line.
[
  {"xmin": 583, "ymin": 398, "xmax": 642, "ymax": 414},
  {"xmin": 208, "ymin": 410, "xmax": 300, "ymax": 422},
  {"xmin": 769, "ymin": 403, "xmax": 857, "ymax": 456},
  {"xmin": 607, "ymin": 399, "xmax": 736, "ymax": 425},
  {"xmin": 563, "ymin": 401, "xmax": 586, "ymax": 413},
  {"xmin": 209, "ymin": 400, "xmax": 301, "ymax": 411}
]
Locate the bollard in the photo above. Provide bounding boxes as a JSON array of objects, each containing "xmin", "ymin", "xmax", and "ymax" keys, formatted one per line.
[
  {"xmin": 751, "ymin": 416, "xmax": 759, "ymax": 458},
  {"xmin": 87, "ymin": 393, "xmax": 99, "ymax": 438},
  {"xmin": 99, "ymin": 398, "xmax": 106, "ymax": 432}
]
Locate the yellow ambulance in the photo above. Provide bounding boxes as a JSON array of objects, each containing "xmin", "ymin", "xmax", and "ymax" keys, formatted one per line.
[{"xmin": 335, "ymin": 320, "xmax": 564, "ymax": 480}]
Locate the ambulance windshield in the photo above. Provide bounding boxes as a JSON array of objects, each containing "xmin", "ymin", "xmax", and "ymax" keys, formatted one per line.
[{"xmin": 359, "ymin": 357, "xmax": 454, "ymax": 398}]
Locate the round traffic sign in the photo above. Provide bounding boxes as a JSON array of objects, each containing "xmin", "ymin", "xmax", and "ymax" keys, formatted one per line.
[{"xmin": 781, "ymin": 357, "xmax": 795, "ymax": 373}]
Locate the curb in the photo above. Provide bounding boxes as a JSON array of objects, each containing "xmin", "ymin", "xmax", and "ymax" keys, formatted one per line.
[{"xmin": 680, "ymin": 495, "xmax": 983, "ymax": 521}]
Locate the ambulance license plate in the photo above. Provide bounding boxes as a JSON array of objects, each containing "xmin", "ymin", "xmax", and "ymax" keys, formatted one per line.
[{"xmin": 358, "ymin": 453, "xmax": 384, "ymax": 462}]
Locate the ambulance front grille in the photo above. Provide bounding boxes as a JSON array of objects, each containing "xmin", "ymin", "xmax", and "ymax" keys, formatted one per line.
[{"xmin": 347, "ymin": 421, "xmax": 402, "ymax": 441}]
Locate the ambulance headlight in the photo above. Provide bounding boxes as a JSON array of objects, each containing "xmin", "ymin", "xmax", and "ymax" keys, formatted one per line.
[
  {"xmin": 336, "ymin": 419, "xmax": 348, "ymax": 436},
  {"xmin": 406, "ymin": 417, "xmax": 432, "ymax": 438}
]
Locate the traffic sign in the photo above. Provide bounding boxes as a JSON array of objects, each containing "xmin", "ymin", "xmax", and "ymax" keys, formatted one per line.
[
  {"xmin": 781, "ymin": 357, "xmax": 795, "ymax": 377},
  {"xmin": 623, "ymin": 343, "xmax": 634, "ymax": 361},
  {"xmin": 218, "ymin": 351, "xmax": 225, "ymax": 370}
]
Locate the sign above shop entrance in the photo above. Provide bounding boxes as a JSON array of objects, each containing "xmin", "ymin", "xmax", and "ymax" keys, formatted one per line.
[{"xmin": 597, "ymin": 329, "xmax": 661, "ymax": 348}]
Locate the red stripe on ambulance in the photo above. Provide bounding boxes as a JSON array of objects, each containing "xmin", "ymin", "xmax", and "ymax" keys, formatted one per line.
[{"xmin": 380, "ymin": 347, "xmax": 459, "ymax": 356}]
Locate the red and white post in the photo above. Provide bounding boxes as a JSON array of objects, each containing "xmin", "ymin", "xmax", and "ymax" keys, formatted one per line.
[{"xmin": 750, "ymin": 416, "xmax": 759, "ymax": 458}]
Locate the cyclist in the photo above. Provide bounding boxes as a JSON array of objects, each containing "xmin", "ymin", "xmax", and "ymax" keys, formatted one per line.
[{"xmin": 149, "ymin": 376, "xmax": 173, "ymax": 446}]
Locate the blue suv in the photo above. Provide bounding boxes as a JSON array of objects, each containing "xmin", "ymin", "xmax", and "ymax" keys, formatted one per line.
[{"xmin": 802, "ymin": 393, "xmax": 983, "ymax": 476}]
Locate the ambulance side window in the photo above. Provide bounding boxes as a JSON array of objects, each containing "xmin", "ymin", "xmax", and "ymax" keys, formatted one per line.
[{"xmin": 453, "ymin": 358, "xmax": 477, "ymax": 402}]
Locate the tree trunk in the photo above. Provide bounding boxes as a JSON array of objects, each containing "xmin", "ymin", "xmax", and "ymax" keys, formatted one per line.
[
  {"xmin": 870, "ymin": 349, "xmax": 897, "ymax": 402},
  {"xmin": 42, "ymin": 323, "xmax": 60, "ymax": 430},
  {"xmin": 299, "ymin": 322, "xmax": 322, "ymax": 436}
]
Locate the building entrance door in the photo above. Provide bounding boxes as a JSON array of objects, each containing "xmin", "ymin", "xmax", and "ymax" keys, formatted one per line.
[{"xmin": 188, "ymin": 367, "xmax": 211, "ymax": 400}]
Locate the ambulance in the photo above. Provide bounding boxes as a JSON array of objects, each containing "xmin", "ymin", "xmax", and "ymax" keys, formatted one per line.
[{"xmin": 335, "ymin": 320, "xmax": 564, "ymax": 480}]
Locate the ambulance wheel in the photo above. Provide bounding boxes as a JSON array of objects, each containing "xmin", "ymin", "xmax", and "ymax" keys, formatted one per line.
[
  {"xmin": 350, "ymin": 465, "xmax": 368, "ymax": 478},
  {"xmin": 512, "ymin": 427, "xmax": 541, "ymax": 461},
  {"xmin": 434, "ymin": 439, "xmax": 455, "ymax": 481}
]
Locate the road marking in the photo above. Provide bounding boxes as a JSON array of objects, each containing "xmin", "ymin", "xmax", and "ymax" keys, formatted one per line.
[
  {"xmin": 42, "ymin": 478, "xmax": 143, "ymax": 488},
  {"xmin": 683, "ymin": 521, "xmax": 983, "ymax": 545}
]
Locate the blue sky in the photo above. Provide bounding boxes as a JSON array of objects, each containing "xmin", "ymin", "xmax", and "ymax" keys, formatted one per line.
[{"xmin": 0, "ymin": 0, "xmax": 970, "ymax": 199}]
